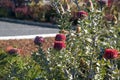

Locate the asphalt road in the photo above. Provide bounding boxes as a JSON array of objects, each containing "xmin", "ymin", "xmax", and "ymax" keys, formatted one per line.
[{"xmin": 0, "ymin": 21, "xmax": 59, "ymax": 37}]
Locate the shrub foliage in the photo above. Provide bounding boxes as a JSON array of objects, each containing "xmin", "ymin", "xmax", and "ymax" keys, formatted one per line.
[{"xmin": 0, "ymin": 0, "xmax": 120, "ymax": 80}]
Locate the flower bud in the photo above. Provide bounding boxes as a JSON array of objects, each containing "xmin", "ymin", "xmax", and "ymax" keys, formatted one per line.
[
  {"xmin": 59, "ymin": 29, "xmax": 69, "ymax": 34},
  {"xmin": 76, "ymin": 26, "xmax": 81, "ymax": 33},
  {"xmin": 34, "ymin": 36, "xmax": 45, "ymax": 45},
  {"xmin": 6, "ymin": 46, "xmax": 20, "ymax": 55}
]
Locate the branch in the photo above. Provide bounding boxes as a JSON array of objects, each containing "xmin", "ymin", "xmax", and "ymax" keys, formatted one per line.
[{"xmin": 72, "ymin": 0, "xmax": 80, "ymax": 10}]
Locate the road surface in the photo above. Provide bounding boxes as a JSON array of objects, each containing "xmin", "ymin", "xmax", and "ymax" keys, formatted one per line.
[{"xmin": 0, "ymin": 21, "xmax": 59, "ymax": 37}]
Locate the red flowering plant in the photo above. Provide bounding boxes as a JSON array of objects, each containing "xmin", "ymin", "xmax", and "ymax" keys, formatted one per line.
[
  {"xmin": 31, "ymin": 0, "xmax": 120, "ymax": 80},
  {"xmin": 0, "ymin": 0, "xmax": 119, "ymax": 80}
]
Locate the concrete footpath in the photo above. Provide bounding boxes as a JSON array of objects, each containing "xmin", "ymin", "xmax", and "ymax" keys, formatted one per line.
[{"xmin": 0, "ymin": 18, "xmax": 59, "ymax": 40}]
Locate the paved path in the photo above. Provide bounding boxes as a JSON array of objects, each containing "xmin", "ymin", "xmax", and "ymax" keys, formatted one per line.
[{"xmin": 0, "ymin": 21, "xmax": 59, "ymax": 37}]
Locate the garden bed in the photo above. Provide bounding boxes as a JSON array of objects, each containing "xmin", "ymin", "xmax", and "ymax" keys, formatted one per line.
[
  {"xmin": 0, "ymin": 37, "xmax": 120, "ymax": 59},
  {"xmin": 0, "ymin": 37, "xmax": 55, "ymax": 55},
  {"xmin": 0, "ymin": 36, "xmax": 120, "ymax": 80}
]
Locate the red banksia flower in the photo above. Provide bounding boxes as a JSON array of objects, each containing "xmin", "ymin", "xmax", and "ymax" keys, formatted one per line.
[
  {"xmin": 103, "ymin": 49, "xmax": 118, "ymax": 59},
  {"xmin": 34, "ymin": 36, "xmax": 45, "ymax": 45},
  {"xmin": 55, "ymin": 34, "xmax": 66, "ymax": 41},
  {"xmin": 77, "ymin": 11, "xmax": 88, "ymax": 18},
  {"xmin": 54, "ymin": 41, "xmax": 66, "ymax": 50},
  {"xmin": 6, "ymin": 46, "xmax": 20, "ymax": 54}
]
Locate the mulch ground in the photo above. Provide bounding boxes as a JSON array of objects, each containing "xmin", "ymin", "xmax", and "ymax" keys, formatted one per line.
[
  {"xmin": 0, "ymin": 37, "xmax": 120, "ymax": 59},
  {"xmin": 0, "ymin": 37, "xmax": 55, "ymax": 55}
]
